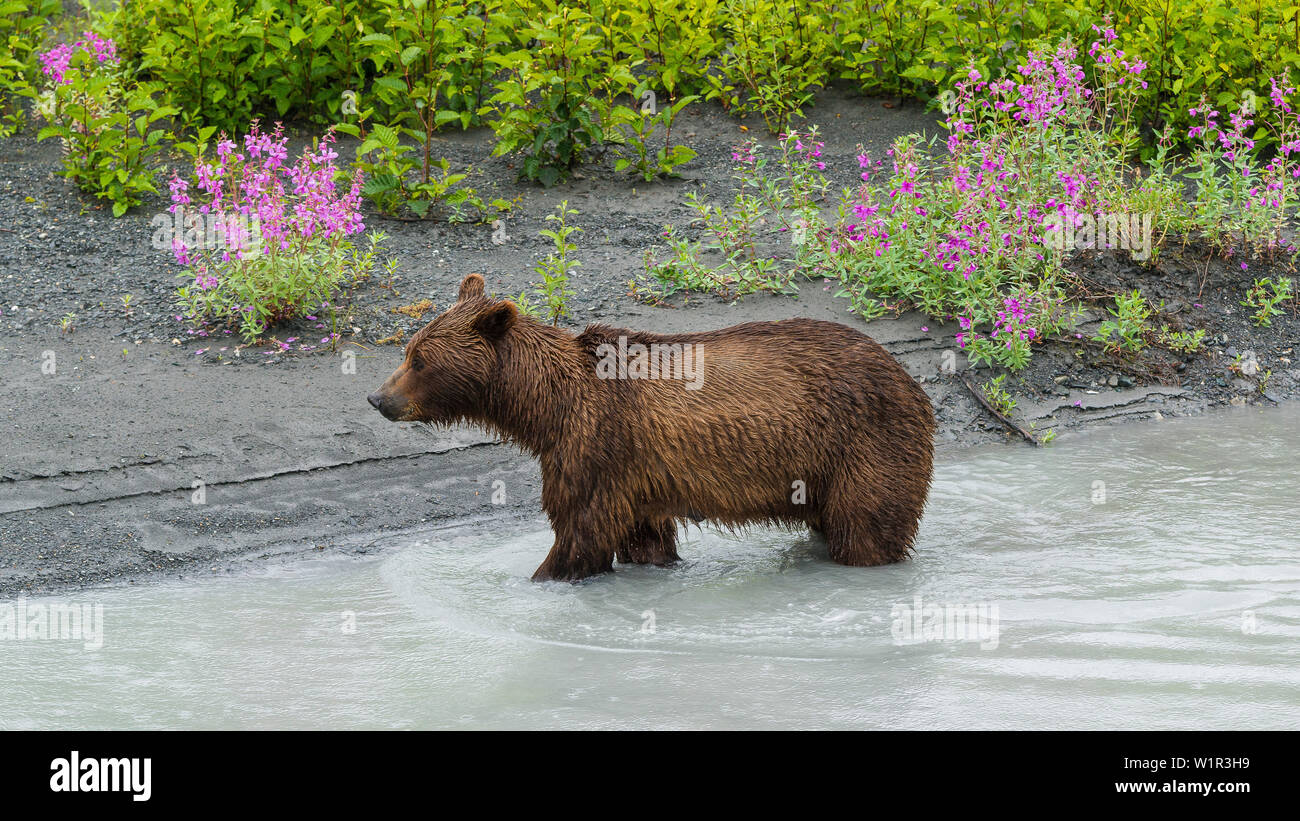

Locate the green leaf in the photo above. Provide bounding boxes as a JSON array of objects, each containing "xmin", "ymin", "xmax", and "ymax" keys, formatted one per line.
[{"xmin": 400, "ymin": 46, "xmax": 423, "ymax": 67}]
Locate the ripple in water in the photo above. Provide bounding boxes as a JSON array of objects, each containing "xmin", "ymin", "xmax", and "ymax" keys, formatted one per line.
[{"xmin": 379, "ymin": 407, "xmax": 1300, "ymax": 682}]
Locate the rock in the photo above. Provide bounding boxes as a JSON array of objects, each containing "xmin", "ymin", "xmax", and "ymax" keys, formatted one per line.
[
  {"xmin": 1230, "ymin": 378, "xmax": 1255, "ymax": 393},
  {"xmin": 1116, "ymin": 375, "xmax": 1135, "ymax": 388},
  {"xmin": 1107, "ymin": 374, "xmax": 1119, "ymax": 387}
]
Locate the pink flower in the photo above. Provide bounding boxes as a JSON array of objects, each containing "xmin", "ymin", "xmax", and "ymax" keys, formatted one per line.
[{"xmin": 38, "ymin": 33, "xmax": 117, "ymax": 86}]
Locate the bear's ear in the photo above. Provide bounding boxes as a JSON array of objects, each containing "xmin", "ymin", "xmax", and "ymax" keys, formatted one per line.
[
  {"xmin": 473, "ymin": 300, "xmax": 517, "ymax": 339},
  {"xmin": 458, "ymin": 273, "xmax": 486, "ymax": 301}
]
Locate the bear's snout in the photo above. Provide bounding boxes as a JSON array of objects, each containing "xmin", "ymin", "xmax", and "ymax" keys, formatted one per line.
[{"xmin": 367, "ymin": 390, "xmax": 404, "ymax": 421}]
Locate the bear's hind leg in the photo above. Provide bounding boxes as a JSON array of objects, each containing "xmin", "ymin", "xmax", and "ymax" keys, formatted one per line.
[
  {"xmin": 820, "ymin": 501, "xmax": 918, "ymax": 567},
  {"xmin": 616, "ymin": 520, "xmax": 680, "ymax": 566}
]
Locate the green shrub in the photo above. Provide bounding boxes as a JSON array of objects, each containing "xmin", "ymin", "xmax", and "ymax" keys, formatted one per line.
[
  {"xmin": 54, "ymin": 0, "xmax": 1298, "ymax": 158},
  {"xmin": 487, "ymin": 2, "xmax": 634, "ymax": 185},
  {"xmin": 611, "ymin": 87, "xmax": 698, "ymax": 181},
  {"xmin": 706, "ymin": 0, "xmax": 833, "ymax": 133},
  {"xmin": 0, "ymin": 0, "xmax": 61, "ymax": 135},
  {"xmin": 1093, "ymin": 291, "xmax": 1152, "ymax": 355},
  {"xmin": 340, "ymin": 0, "xmax": 485, "ymax": 217},
  {"xmin": 1242, "ymin": 277, "xmax": 1294, "ymax": 327},
  {"xmin": 105, "ymin": 0, "xmax": 376, "ymax": 133}
]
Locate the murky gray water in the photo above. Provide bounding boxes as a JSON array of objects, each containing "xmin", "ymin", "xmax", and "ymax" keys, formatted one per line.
[{"xmin": 3, "ymin": 407, "xmax": 1297, "ymax": 729}]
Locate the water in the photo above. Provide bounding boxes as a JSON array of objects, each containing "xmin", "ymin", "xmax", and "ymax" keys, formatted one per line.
[{"xmin": 3, "ymin": 407, "xmax": 1297, "ymax": 729}]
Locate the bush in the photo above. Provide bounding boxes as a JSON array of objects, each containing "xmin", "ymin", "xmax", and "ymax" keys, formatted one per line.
[
  {"xmin": 340, "ymin": 0, "xmax": 487, "ymax": 218},
  {"xmin": 0, "ymin": 0, "xmax": 61, "ymax": 135},
  {"xmin": 34, "ymin": 33, "xmax": 174, "ymax": 216},
  {"xmin": 487, "ymin": 1, "xmax": 633, "ymax": 185},
  {"xmin": 170, "ymin": 124, "xmax": 377, "ymax": 342},
  {"xmin": 66, "ymin": 0, "xmax": 1300, "ymax": 162},
  {"xmin": 706, "ymin": 0, "xmax": 834, "ymax": 133}
]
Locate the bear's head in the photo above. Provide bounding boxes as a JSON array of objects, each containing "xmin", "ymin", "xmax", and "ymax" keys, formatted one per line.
[{"xmin": 367, "ymin": 273, "xmax": 517, "ymax": 423}]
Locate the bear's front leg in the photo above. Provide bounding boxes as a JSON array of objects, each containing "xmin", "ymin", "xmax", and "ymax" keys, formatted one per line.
[{"xmin": 532, "ymin": 508, "xmax": 620, "ymax": 582}]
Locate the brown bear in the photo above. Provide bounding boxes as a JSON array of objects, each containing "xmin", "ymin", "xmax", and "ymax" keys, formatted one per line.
[{"xmin": 368, "ymin": 273, "xmax": 934, "ymax": 582}]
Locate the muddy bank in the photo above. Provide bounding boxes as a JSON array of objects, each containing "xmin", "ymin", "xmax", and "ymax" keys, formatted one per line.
[{"xmin": 1, "ymin": 88, "xmax": 1297, "ymax": 594}]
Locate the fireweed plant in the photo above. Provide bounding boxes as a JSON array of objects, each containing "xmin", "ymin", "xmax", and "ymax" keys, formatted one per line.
[
  {"xmin": 170, "ymin": 123, "xmax": 379, "ymax": 346},
  {"xmin": 35, "ymin": 33, "xmax": 175, "ymax": 215},
  {"xmin": 638, "ymin": 128, "xmax": 830, "ymax": 299},
  {"xmin": 1092, "ymin": 290, "xmax": 1152, "ymax": 355},
  {"xmin": 1186, "ymin": 69, "xmax": 1300, "ymax": 257},
  {"xmin": 643, "ymin": 30, "xmax": 1300, "ymax": 371},
  {"xmin": 1242, "ymin": 276, "xmax": 1295, "ymax": 328}
]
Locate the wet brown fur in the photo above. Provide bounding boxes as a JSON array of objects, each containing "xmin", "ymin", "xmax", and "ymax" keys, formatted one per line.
[{"xmin": 369, "ymin": 274, "xmax": 935, "ymax": 582}]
